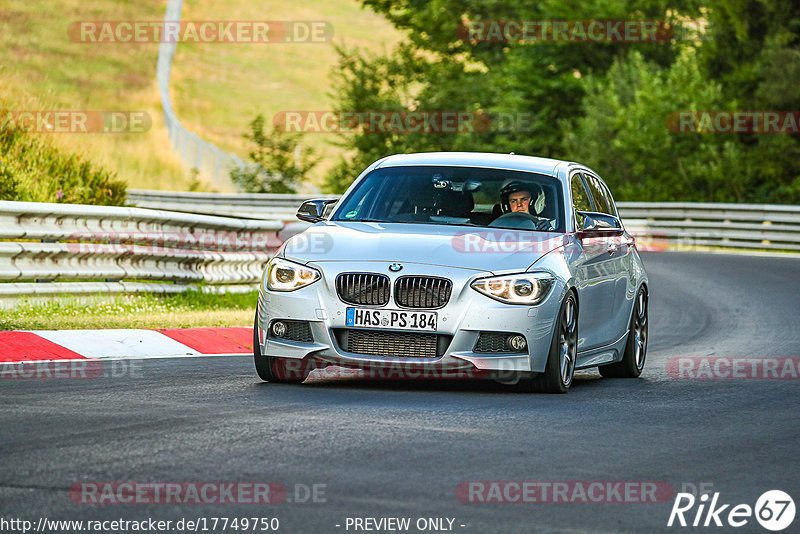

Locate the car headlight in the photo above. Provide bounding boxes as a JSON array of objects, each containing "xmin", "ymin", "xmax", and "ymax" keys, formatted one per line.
[
  {"xmin": 470, "ymin": 272, "xmax": 555, "ymax": 305},
  {"xmin": 265, "ymin": 257, "xmax": 321, "ymax": 292}
]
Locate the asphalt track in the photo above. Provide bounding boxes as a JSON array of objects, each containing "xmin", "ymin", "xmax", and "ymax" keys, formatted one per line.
[{"xmin": 2, "ymin": 252, "xmax": 799, "ymax": 533}]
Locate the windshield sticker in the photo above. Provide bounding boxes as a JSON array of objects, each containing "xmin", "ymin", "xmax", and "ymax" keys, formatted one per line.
[{"xmin": 345, "ymin": 210, "xmax": 358, "ymax": 218}]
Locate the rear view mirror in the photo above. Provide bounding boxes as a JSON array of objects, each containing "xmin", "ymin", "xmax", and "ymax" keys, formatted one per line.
[
  {"xmin": 297, "ymin": 199, "xmax": 338, "ymax": 223},
  {"xmin": 464, "ymin": 180, "xmax": 482, "ymax": 192},
  {"xmin": 576, "ymin": 211, "xmax": 623, "ymax": 236},
  {"xmin": 449, "ymin": 180, "xmax": 482, "ymax": 193}
]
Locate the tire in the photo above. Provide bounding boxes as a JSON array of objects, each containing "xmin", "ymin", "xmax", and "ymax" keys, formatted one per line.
[
  {"xmin": 253, "ymin": 314, "xmax": 311, "ymax": 384},
  {"xmin": 599, "ymin": 286, "xmax": 648, "ymax": 378},
  {"xmin": 524, "ymin": 291, "xmax": 578, "ymax": 394}
]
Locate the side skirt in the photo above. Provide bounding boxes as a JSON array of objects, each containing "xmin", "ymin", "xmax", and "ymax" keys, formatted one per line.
[{"xmin": 575, "ymin": 331, "xmax": 629, "ymax": 370}]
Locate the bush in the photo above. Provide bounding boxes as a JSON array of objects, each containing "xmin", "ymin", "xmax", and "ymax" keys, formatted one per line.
[
  {"xmin": 0, "ymin": 128, "xmax": 127, "ymax": 205},
  {"xmin": 562, "ymin": 48, "xmax": 755, "ymax": 203},
  {"xmin": 0, "ymin": 164, "xmax": 19, "ymax": 200}
]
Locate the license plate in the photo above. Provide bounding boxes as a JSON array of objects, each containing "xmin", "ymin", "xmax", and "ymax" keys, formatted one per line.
[{"xmin": 346, "ymin": 307, "xmax": 437, "ymax": 331}]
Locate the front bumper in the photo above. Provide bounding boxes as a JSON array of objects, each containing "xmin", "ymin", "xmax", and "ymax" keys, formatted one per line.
[{"xmin": 256, "ymin": 261, "xmax": 564, "ymax": 374}]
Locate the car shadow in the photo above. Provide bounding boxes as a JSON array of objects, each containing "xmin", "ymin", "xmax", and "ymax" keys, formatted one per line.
[{"xmin": 260, "ymin": 369, "xmax": 613, "ymax": 394}]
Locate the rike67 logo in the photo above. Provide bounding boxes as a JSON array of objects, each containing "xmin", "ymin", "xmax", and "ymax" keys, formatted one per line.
[{"xmin": 668, "ymin": 490, "xmax": 795, "ymax": 531}]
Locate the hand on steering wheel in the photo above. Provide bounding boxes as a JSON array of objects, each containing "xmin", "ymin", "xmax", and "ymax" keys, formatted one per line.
[
  {"xmin": 493, "ymin": 211, "xmax": 538, "ymax": 223},
  {"xmin": 491, "ymin": 211, "xmax": 553, "ymax": 231}
]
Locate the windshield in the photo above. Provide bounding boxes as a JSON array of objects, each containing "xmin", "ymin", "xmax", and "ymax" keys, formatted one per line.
[{"xmin": 331, "ymin": 165, "xmax": 565, "ymax": 232}]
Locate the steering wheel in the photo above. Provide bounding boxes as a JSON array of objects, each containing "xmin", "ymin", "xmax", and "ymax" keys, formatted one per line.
[{"xmin": 490, "ymin": 211, "xmax": 553, "ymax": 231}]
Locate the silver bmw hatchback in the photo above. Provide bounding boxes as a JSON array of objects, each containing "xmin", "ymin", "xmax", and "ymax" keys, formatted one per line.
[{"xmin": 254, "ymin": 152, "xmax": 648, "ymax": 393}]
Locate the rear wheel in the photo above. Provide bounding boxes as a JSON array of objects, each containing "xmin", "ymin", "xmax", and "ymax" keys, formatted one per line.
[
  {"xmin": 253, "ymin": 314, "xmax": 311, "ymax": 383},
  {"xmin": 524, "ymin": 291, "xmax": 578, "ymax": 394},
  {"xmin": 599, "ymin": 287, "xmax": 648, "ymax": 378}
]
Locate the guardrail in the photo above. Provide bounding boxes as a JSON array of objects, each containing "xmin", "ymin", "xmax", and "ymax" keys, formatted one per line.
[
  {"xmin": 0, "ymin": 200, "xmax": 284, "ymax": 301},
  {"xmin": 129, "ymin": 190, "xmax": 800, "ymax": 253},
  {"xmin": 619, "ymin": 202, "xmax": 800, "ymax": 252},
  {"xmin": 128, "ymin": 190, "xmax": 338, "ymax": 221},
  {"xmin": 2, "ymin": 198, "xmax": 798, "ymax": 304}
]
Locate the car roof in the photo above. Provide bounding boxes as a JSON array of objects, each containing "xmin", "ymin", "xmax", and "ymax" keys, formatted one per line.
[{"xmin": 373, "ymin": 152, "xmax": 576, "ymax": 176}]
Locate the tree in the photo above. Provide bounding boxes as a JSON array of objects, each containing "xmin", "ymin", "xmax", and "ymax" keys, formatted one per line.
[
  {"xmin": 327, "ymin": 0, "xmax": 798, "ymax": 202},
  {"xmin": 231, "ymin": 115, "xmax": 318, "ymax": 194},
  {"xmin": 698, "ymin": 0, "xmax": 800, "ymax": 201},
  {"xmin": 325, "ymin": 0, "xmax": 699, "ymax": 193},
  {"xmin": 562, "ymin": 48, "xmax": 755, "ymax": 202}
]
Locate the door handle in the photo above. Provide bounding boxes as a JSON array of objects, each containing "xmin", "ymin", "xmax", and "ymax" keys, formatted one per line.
[{"xmin": 607, "ymin": 243, "xmax": 617, "ymax": 254}]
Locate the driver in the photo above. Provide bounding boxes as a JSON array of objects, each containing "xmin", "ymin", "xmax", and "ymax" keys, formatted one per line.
[
  {"xmin": 509, "ymin": 190, "xmax": 533, "ymax": 213},
  {"xmin": 497, "ymin": 180, "xmax": 554, "ymax": 230},
  {"xmin": 500, "ymin": 180, "xmax": 546, "ymax": 215}
]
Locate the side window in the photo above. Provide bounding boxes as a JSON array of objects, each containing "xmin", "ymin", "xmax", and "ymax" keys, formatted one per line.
[
  {"xmin": 570, "ymin": 173, "xmax": 592, "ymax": 229},
  {"xmin": 584, "ymin": 174, "xmax": 613, "ymax": 215}
]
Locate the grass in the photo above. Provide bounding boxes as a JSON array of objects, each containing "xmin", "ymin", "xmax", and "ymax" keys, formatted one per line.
[
  {"xmin": 0, "ymin": 0, "xmax": 188, "ymax": 191},
  {"xmin": 0, "ymin": 124, "xmax": 127, "ymax": 204},
  {"xmin": 173, "ymin": 0, "xmax": 403, "ymax": 189},
  {"xmin": 0, "ymin": 290, "xmax": 258, "ymax": 330},
  {"xmin": 1, "ymin": 0, "xmax": 403, "ymax": 192}
]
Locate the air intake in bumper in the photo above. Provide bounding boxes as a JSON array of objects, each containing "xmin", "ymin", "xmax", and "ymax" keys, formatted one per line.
[{"xmin": 334, "ymin": 329, "xmax": 452, "ymax": 358}]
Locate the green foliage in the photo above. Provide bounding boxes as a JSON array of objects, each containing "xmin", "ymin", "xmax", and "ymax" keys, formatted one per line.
[
  {"xmin": 563, "ymin": 48, "xmax": 751, "ymax": 201},
  {"xmin": 327, "ymin": 0, "xmax": 799, "ymax": 203},
  {"xmin": 322, "ymin": 45, "xmax": 432, "ymax": 192},
  {"xmin": 697, "ymin": 0, "xmax": 800, "ymax": 202},
  {"xmin": 231, "ymin": 115, "xmax": 318, "ymax": 194},
  {"xmin": 325, "ymin": 0, "xmax": 696, "ymax": 193},
  {"xmin": 0, "ymin": 128, "xmax": 126, "ymax": 205},
  {"xmin": 0, "ymin": 164, "xmax": 19, "ymax": 200}
]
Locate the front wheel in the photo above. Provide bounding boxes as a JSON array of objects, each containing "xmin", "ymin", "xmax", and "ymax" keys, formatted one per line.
[
  {"xmin": 253, "ymin": 314, "xmax": 311, "ymax": 383},
  {"xmin": 523, "ymin": 291, "xmax": 578, "ymax": 393},
  {"xmin": 599, "ymin": 287, "xmax": 648, "ymax": 378}
]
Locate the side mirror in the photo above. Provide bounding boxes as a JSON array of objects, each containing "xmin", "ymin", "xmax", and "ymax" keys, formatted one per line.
[
  {"xmin": 297, "ymin": 199, "xmax": 338, "ymax": 223},
  {"xmin": 576, "ymin": 211, "xmax": 623, "ymax": 237}
]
